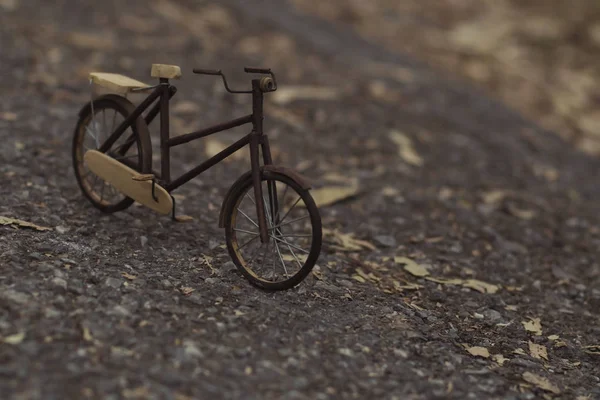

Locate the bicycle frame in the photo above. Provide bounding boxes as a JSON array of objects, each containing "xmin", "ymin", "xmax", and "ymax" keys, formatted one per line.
[{"xmin": 97, "ymin": 77, "xmax": 274, "ymax": 242}]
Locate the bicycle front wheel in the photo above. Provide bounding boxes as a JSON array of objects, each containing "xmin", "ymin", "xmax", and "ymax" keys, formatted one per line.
[{"xmin": 224, "ymin": 170, "xmax": 322, "ymax": 291}]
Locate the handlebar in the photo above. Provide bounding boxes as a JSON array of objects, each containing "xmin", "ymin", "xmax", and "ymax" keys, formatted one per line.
[
  {"xmin": 244, "ymin": 67, "xmax": 271, "ymax": 74},
  {"xmin": 192, "ymin": 67, "xmax": 277, "ymax": 93},
  {"xmin": 192, "ymin": 68, "xmax": 221, "ymax": 75}
]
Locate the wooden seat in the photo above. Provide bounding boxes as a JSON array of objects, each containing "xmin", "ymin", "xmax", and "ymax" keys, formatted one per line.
[
  {"xmin": 89, "ymin": 73, "xmax": 149, "ymax": 95},
  {"xmin": 151, "ymin": 64, "xmax": 182, "ymax": 80}
]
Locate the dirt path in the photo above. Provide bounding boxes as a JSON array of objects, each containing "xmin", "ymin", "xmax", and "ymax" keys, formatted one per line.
[{"xmin": 1, "ymin": 1, "xmax": 599, "ymax": 399}]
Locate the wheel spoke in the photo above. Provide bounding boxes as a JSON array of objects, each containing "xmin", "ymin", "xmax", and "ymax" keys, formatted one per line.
[
  {"xmin": 274, "ymin": 183, "xmax": 288, "ymax": 224},
  {"xmin": 270, "ymin": 235, "xmax": 309, "ymax": 254},
  {"xmin": 233, "ymin": 228, "xmax": 259, "ymax": 236},
  {"xmin": 238, "ymin": 208, "xmax": 259, "ymax": 228},
  {"xmin": 102, "ymin": 109, "xmax": 107, "ymax": 142},
  {"xmin": 273, "ymin": 237, "xmax": 289, "ymax": 277},
  {"xmin": 269, "ymin": 214, "xmax": 310, "ymax": 230},
  {"xmin": 110, "ymin": 110, "xmax": 117, "ymax": 134},
  {"xmin": 85, "ymin": 126, "xmax": 99, "ymax": 147},
  {"xmin": 238, "ymin": 234, "xmax": 259, "ymax": 250},
  {"xmin": 278, "ymin": 195, "xmax": 302, "ymax": 226}
]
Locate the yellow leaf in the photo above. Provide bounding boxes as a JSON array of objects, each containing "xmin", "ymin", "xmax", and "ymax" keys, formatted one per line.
[
  {"xmin": 583, "ymin": 345, "xmax": 600, "ymax": 355},
  {"xmin": 529, "ymin": 341, "xmax": 549, "ymax": 361},
  {"xmin": 547, "ymin": 335, "xmax": 560, "ymax": 341},
  {"xmin": 0, "ymin": 216, "xmax": 52, "ymax": 231},
  {"xmin": 462, "ymin": 279, "xmax": 499, "ymax": 294},
  {"xmin": 3, "ymin": 332, "xmax": 25, "ymax": 344},
  {"xmin": 310, "ymin": 184, "xmax": 360, "ymax": 208},
  {"xmin": 462, "ymin": 344, "xmax": 489, "ymax": 358},
  {"xmin": 180, "ymin": 287, "xmax": 195, "ymax": 296},
  {"xmin": 324, "ymin": 229, "xmax": 376, "ymax": 252},
  {"xmin": 82, "ymin": 327, "xmax": 93, "ymax": 342},
  {"xmin": 482, "ymin": 190, "xmax": 508, "ymax": 204},
  {"xmin": 0, "ymin": 112, "xmax": 17, "ymax": 121},
  {"xmin": 381, "ymin": 186, "xmax": 400, "ymax": 197},
  {"xmin": 513, "ymin": 348, "xmax": 526, "ymax": 355},
  {"xmin": 388, "ymin": 130, "xmax": 423, "ymax": 166},
  {"xmin": 522, "ymin": 372, "xmax": 560, "ymax": 394},
  {"xmin": 68, "ymin": 32, "xmax": 115, "ymax": 50},
  {"xmin": 121, "ymin": 272, "xmax": 137, "ymax": 280},
  {"xmin": 426, "ymin": 277, "xmax": 464, "ymax": 285},
  {"xmin": 352, "ymin": 274, "xmax": 366, "ymax": 283},
  {"xmin": 395, "ymin": 257, "xmax": 429, "ymax": 277},
  {"xmin": 522, "ymin": 318, "xmax": 543, "ymax": 336},
  {"xmin": 492, "ymin": 354, "xmax": 508, "ymax": 366}
]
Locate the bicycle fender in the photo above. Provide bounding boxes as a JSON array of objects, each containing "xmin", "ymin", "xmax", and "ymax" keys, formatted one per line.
[{"xmin": 218, "ymin": 165, "xmax": 312, "ymax": 228}]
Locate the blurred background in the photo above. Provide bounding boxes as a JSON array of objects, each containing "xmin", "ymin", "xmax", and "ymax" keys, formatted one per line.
[{"xmin": 292, "ymin": 0, "xmax": 600, "ymax": 154}]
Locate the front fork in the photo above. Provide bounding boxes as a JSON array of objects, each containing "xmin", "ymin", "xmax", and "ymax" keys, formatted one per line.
[{"xmin": 250, "ymin": 133, "xmax": 278, "ymax": 243}]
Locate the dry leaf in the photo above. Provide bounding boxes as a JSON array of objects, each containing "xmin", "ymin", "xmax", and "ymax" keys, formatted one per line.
[
  {"xmin": 68, "ymin": 32, "xmax": 115, "ymax": 50},
  {"xmin": 426, "ymin": 276, "xmax": 498, "ymax": 293},
  {"xmin": 272, "ymin": 86, "xmax": 340, "ymax": 105},
  {"xmin": 462, "ymin": 279, "xmax": 499, "ymax": 294},
  {"xmin": 0, "ymin": 111, "xmax": 17, "ymax": 121},
  {"xmin": 324, "ymin": 229, "xmax": 376, "ymax": 252},
  {"xmin": 388, "ymin": 130, "xmax": 423, "ymax": 166},
  {"xmin": 2, "ymin": 332, "xmax": 25, "ymax": 345},
  {"xmin": 522, "ymin": 372, "xmax": 560, "ymax": 394},
  {"xmin": 522, "ymin": 318, "xmax": 543, "ymax": 336},
  {"xmin": 310, "ymin": 183, "xmax": 360, "ymax": 208},
  {"xmin": 583, "ymin": 345, "xmax": 600, "ymax": 355},
  {"xmin": 529, "ymin": 341, "xmax": 549, "ymax": 360},
  {"xmin": 180, "ymin": 287, "xmax": 195, "ymax": 296},
  {"xmin": 482, "ymin": 190, "xmax": 508, "ymax": 204},
  {"xmin": 492, "ymin": 354, "xmax": 508, "ymax": 366},
  {"xmin": 507, "ymin": 204, "xmax": 537, "ymax": 220},
  {"xmin": 426, "ymin": 277, "xmax": 465, "ymax": 285},
  {"xmin": 352, "ymin": 274, "xmax": 366, "ymax": 283},
  {"xmin": 121, "ymin": 272, "xmax": 137, "ymax": 280},
  {"xmin": 381, "ymin": 186, "xmax": 400, "ymax": 197},
  {"xmin": 463, "ymin": 344, "xmax": 490, "ymax": 358},
  {"xmin": 513, "ymin": 348, "xmax": 527, "ymax": 355},
  {"xmin": 395, "ymin": 257, "xmax": 429, "ymax": 277},
  {"xmin": 82, "ymin": 327, "xmax": 93, "ymax": 342},
  {"xmin": 0, "ymin": 216, "xmax": 52, "ymax": 231},
  {"xmin": 547, "ymin": 335, "xmax": 560, "ymax": 341}
]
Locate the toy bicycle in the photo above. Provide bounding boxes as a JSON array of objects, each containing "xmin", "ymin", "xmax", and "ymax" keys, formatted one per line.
[{"xmin": 71, "ymin": 64, "xmax": 322, "ymax": 291}]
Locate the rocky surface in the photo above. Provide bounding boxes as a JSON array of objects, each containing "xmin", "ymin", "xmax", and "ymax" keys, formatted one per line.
[{"xmin": 1, "ymin": 0, "xmax": 600, "ymax": 399}]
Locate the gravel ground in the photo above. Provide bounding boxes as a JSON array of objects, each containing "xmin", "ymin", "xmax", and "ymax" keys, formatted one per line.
[{"xmin": 1, "ymin": 1, "xmax": 600, "ymax": 399}]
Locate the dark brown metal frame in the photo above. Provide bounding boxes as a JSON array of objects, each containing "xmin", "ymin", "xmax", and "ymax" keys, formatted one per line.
[{"xmin": 97, "ymin": 68, "xmax": 278, "ymax": 242}]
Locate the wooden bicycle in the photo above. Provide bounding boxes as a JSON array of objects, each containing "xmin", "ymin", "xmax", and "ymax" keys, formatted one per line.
[{"xmin": 72, "ymin": 64, "xmax": 322, "ymax": 291}]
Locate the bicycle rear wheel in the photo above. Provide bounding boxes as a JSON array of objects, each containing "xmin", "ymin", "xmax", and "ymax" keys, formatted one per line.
[
  {"xmin": 224, "ymin": 170, "xmax": 322, "ymax": 291},
  {"xmin": 72, "ymin": 94, "xmax": 152, "ymax": 213}
]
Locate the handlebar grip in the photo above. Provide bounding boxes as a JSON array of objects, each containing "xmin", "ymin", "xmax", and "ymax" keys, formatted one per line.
[
  {"xmin": 193, "ymin": 68, "xmax": 221, "ymax": 75},
  {"xmin": 244, "ymin": 67, "xmax": 271, "ymax": 74}
]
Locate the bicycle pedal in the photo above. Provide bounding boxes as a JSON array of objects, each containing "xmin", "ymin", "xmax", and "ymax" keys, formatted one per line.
[
  {"xmin": 132, "ymin": 173, "xmax": 155, "ymax": 182},
  {"xmin": 174, "ymin": 215, "xmax": 194, "ymax": 223}
]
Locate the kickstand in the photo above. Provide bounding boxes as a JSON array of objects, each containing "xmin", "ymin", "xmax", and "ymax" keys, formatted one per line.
[{"xmin": 170, "ymin": 194, "xmax": 193, "ymax": 223}]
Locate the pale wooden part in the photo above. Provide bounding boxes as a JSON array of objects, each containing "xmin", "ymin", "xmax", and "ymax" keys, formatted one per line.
[
  {"xmin": 84, "ymin": 150, "xmax": 173, "ymax": 215},
  {"xmin": 89, "ymin": 72, "xmax": 149, "ymax": 95},
  {"xmin": 151, "ymin": 64, "xmax": 182, "ymax": 79},
  {"xmin": 132, "ymin": 173, "xmax": 155, "ymax": 181}
]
